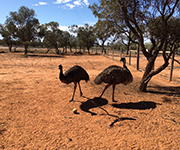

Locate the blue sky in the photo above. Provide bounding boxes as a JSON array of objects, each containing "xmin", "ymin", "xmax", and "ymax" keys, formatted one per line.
[{"xmin": 0, "ymin": 0, "xmax": 98, "ymax": 31}]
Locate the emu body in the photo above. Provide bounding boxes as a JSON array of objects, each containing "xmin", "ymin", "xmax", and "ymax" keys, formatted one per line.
[
  {"xmin": 59, "ymin": 65, "xmax": 89, "ymax": 102},
  {"xmin": 94, "ymin": 58, "xmax": 133, "ymax": 102}
]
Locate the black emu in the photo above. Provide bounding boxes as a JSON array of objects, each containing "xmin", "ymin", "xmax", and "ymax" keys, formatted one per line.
[
  {"xmin": 58, "ymin": 65, "xmax": 89, "ymax": 102},
  {"xmin": 94, "ymin": 58, "xmax": 133, "ymax": 102}
]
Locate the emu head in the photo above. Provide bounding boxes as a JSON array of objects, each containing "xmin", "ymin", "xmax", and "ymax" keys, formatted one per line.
[
  {"xmin": 58, "ymin": 65, "xmax": 62, "ymax": 70},
  {"xmin": 120, "ymin": 57, "xmax": 126, "ymax": 63}
]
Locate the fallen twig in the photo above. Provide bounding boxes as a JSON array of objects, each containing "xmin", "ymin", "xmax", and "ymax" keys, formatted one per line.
[
  {"xmin": 90, "ymin": 99, "xmax": 121, "ymax": 120},
  {"xmin": 166, "ymin": 114, "xmax": 177, "ymax": 123},
  {"xmin": 162, "ymin": 114, "xmax": 179, "ymax": 124}
]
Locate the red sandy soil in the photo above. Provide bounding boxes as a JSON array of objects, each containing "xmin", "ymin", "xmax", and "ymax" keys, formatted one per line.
[{"xmin": 0, "ymin": 52, "xmax": 180, "ymax": 150}]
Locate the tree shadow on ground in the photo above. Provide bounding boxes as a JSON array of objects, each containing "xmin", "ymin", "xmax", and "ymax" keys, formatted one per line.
[
  {"xmin": 112, "ymin": 101, "xmax": 159, "ymax": 110},
  {"xmin": 80, "ymin": 97, "xmax": 108, "ymax": 115},
  {"xmin": 147, "ymin": 86, "xmax": 180, "ymax": 97},
  {"xmin": 27, "ymin": 53, "xmax": 65, "ymax": 58},
  {"xmin": 108, "ymin": 101, "xmax": 160, "ymax": 127}
]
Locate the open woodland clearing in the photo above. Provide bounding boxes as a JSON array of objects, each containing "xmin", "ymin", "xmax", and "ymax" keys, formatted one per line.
[{"xmin": 0, "ymin": 52, "xmax": 180, "ymax": 149}]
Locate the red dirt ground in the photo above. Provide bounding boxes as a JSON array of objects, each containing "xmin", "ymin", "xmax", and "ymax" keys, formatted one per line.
[{"xmin": 0, "ymin": 52, "xmax": 180, "ymax": 149}]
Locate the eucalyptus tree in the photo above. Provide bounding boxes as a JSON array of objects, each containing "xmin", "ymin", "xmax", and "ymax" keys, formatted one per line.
[
  {"xmin": 90, "ymin": 0, "xmax": 180, "ymax": 92},
  {"xmin": 43, "ymin": 21, "xmax": 63, "ymax": 54},
  {"xmin": 0, "ymin": 21, "xmax": 16, "ymax": 52},
  {"xmin": 69, "ymin": 35, "xmax": 78, "ymax": 52},
  {"xmin": 69, "ymin": 24, "xmax": 97, "ymax": 53},
  {"xmin": 81, "ymin": 24, "xmax": 97, "ymax": 53},
  {"xmin": 69, "ymin": 25, "xmax": 84, "ymax": 51},
  {"xmin": 5, "ymin": 6, "xmax": 40, "ymax": 54},
  {"xmin": 94, "ymin": 20, "xmax": 116, "ymax": 54},
  {"xmin": 61, "ymin": 31, "xmax": 71, "ymax": 53}
]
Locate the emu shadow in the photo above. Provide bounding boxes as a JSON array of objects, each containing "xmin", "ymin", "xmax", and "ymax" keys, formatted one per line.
[
  {"xmin": 80, "ymin": 97, "xmax": 108, "ymax": 115},
  {"xmin": 112, "ymin": 101, "xmax": 158, "ymax": 110}
]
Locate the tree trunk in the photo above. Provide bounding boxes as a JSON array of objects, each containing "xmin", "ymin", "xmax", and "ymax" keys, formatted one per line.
[
  {"xmin": 14, "ymin": 43, "xmax": 20, "ymax": 52},
  {"xmin": 139, "ymin": 56, "xmax": 156, "ymax": 92},
  {"xmin": 9, "ymin": 45, "xmax": 12, "ymax": 52},
  {"xmin": 55, "ymin": 47, "xmax": 60, "ymax": 54},
  {"xmin": 87, "ymin": 48, "xmax": 90, "ymax": 54},
  {"xmin": 126, "ymin": 42, "xmax": 130, "ymax": 55},
  {"xmin": 24, "ymin": 45, "xmax": 28, "ymax": 54},
  {"xmin": 46, "ymin": 48, "xmax": 51, "ymax": 53},
  {"xmin": 139, "ymin": 80, "xmax": 149, "ymax": 92},
  {"xmin": 101, "ymin": 41, "xmax": 105, "ymax": 54},
  {"xmin": 139, "ymin": 56, "xmax": 169, "ymax": 92}
]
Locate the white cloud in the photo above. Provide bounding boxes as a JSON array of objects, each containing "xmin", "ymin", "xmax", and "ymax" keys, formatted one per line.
[
  {"xmin": 73, "ymin": 0, "xmax": 81, "ymax": 6},
  {"xmin": 66, "ymin": 3, "xmax": 75, "ymax": 9},
  {"xmin": 53, "ymin": 0, "xmax": 89, "ymax": 9},
  {"xmin": 32, "ymin": 2, "xmax": 47, "ymax": 6},
  {"xmin": 39, "ymin": 2, "xmax": 47, "ymax": 5},
  {"xmin": 53, "ymin": 0, "xmax": 72, "ymax": 4},
  {"xmin": 32, "ymin": 4, "xmax": 39, "ymax": 6},
  {"xmin": 59, "ymin": 25, "xmax": 77, "ymax": 36},
  {"xmin": 83, "ymin": 0, "xmax": 89, "ymax": 6},
  {"xmin": 59, "ymin": 26, "xmax": 69, "ymax": 31},
  {"xmin": 84, "ymin": 21, "xmax": 96, "ymax": 26}
]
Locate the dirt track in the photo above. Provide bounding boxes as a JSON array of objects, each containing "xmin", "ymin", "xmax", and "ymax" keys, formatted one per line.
[{"xmin": 0, "ymin": 52, "xmax": 180, "ymax": 149}]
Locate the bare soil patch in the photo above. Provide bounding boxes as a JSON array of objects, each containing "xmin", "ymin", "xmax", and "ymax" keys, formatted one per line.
[{"xmin": 0, "ymin": 52, "xmax": 180, "ymax": 149}]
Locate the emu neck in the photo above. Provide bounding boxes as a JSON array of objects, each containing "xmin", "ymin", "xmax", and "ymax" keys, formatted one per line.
[
  {"xmin": 123, "ymin": 61, "xmax": 128, "ymax": 70},
  {"xmin": 59, "ymin": 68, "xmax": 65, "ymax": 81}
]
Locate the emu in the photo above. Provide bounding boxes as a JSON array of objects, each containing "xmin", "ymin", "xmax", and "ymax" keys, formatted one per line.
[
  {"xmin": 94, "ymin": 58, "xmax": 133, "ymax": 102},
  {"xmin": 58, "ymin": 65, "xmax": 89, "ymax": 102}
]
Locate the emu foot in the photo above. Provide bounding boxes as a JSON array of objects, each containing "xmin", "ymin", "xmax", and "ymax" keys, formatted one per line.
[
  {"xmin": 80, "ymin": 92, "xmax": 83, "ymax": 97},
  {"xmin": 112, "ymin": 99, "xmax": 117, "ymax": 102},
  {"xmin": 69, "ymin": 99, "xmax": 74, "ymax": 102}
]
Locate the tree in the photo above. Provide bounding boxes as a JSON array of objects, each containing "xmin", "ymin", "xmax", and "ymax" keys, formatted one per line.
[
  {"xmin": 42, "ymin": 21, "xmax": 63, "ymax": 54},
  {"xmin": 69, "ymin": 24, "xmax": 97, "ymax": 53},
  {"xmin": 90, "ymin": 0, "xmax": 180, "ymax": 92},
  {"xmin": 113, "ymin": 40, "xmax": 125, "ymax": 52},
  {"xmin": 5, "ymin": 6, "xmax": 40, "ymax": 54},
  {"xmin": 119, "ymin": 29, "xmax": 138, "ymax": 55},
  {"xmin": 69, "ymin": 35, "xmax": 78, "ymax": 52},
  {"xmin": 0, "ymin": 22, "xmax": 16, "ymax": 52},
  {"xmin": 94, "ymin": 20, "xmax": 116, "ymax": 54},
  {"xmin": 61, "ymin": 31, "xmax": 71, "ymax": 53}
]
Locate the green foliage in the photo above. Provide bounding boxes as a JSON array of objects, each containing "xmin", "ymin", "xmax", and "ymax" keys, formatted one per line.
[
  {"xmin": 0, "ymin": 22, "xmax": 16, "ymax": 51},
  {"xmin": 42, "ymin": 21, "xmax": 62, "ymax": 54},
  {"xmin": 68, "ymin": 35, "xmax": 78, "ymax": 51},
  {"xmin": 4, "ymin": 6, "xmax": 40, "ymax": 54},
  {"xmin": 69, "ymin": 24, "xmax": 97, "ymax": 53}
]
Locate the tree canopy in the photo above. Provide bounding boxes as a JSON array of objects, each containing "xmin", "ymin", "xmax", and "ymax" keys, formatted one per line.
[
  {"xmin": 90, "ymin": 0, "xmax": 180, "ymax": 91},
  {"xmin": 0, "ymin": 21, "xmax": 16, "ymax": 52},
  {"xmin": 69, "ymin": 24, "xmax": 97, "ymax": 53},
  {"xmin": 42, "ymin": 21, "xmax": 63, "ymax": 54},
  {"xmin": 5, "ymin": 6, "xmax": 40, "ymax": 54}
]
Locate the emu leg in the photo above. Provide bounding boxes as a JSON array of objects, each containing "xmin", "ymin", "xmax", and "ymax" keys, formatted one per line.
[
  {"xmin": 70, "ymin": 82, "xmax": 77, "ymax": 102},
  {"xmin": 78, "ymin": 82, "xmax": 83, "ymax": 96},
  {"xmin": 100, "ymin": 84, "xmax": 111, "ymax": 98},
  {"xmin": 112, "ymin": 85, "xmax": 117, "ymax": 102}
]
